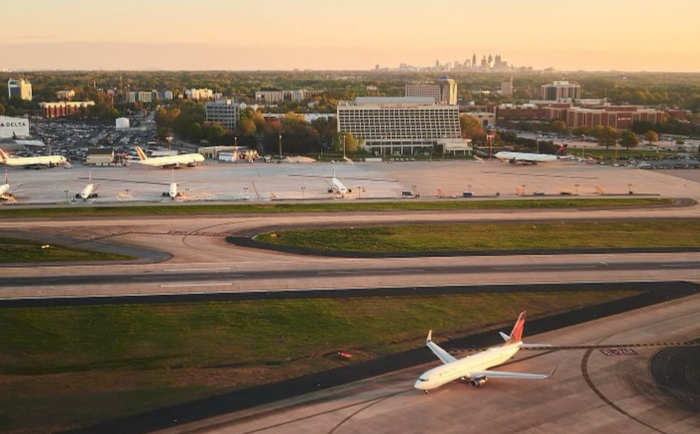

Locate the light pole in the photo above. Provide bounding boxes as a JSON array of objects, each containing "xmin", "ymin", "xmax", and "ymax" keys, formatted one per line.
[
  {"xmin": 234, "ymin": 136, "xmax": 238, "ymax": 147},
  {"xmin": 575, "ymin": 184, "xmax": 579, "ymax": 195},
  {"xmin": 581, "ymin": 134, "xmax": 586, "ymax": 158},
  {"xmin": 278, "ymin": 134, "xmax": 283, "ymax": 160},
  {"xmin": 342, "ymin": 133, "xmax": 347, "ymax": 159},
  {"xmin": 536, "ymin": 135, "xmax": 543, "ymax": 154},
  {"xmin": 521, "ymin": 184, "xmax": 526, "ymax": 196},
  {"xmin": 301, "ymin": 186, "xmax": 306, "ymax": 199},
  {"xmin": 628, "ymin": 184, "xmax": 633, "ymax": 195},
  {"xmin": 487, "ymin": 134, "xmax": 495, "ymax": 159},
  {"xmin": 64, "ymin": 189, "xmax": 69, "ymax": 203}
]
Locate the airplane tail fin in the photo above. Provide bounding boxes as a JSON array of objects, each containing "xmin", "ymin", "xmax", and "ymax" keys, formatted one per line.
[
  {"xmin": 4, "ymin": 170, "xmax": 8, "ymax": 184},
  {"xmin": 135, "ymin": 147, "xmax": 148, "ymax": 161},
  {"xmin": 88, "ymin": 170, "xmax": 92, "ymax": 184},
  {"xmin": 505, "ymin": 311, "xmax": 526, "ymax": 344},
  {"xmin": 0, "ymin": 148, "xmax": 8, "ymax": 162},
  {"xmin": 333, "ymin": 169, "xmax": 336, "ymax": 179},
  {"xmin": 427, "ymin": 330, "xmax": 433, "ymax": 343}
]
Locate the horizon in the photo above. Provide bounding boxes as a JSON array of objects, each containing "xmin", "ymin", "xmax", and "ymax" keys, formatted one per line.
[{"xmin": 1, "ymin": 0, "xmax": 699, "ymax": 72}]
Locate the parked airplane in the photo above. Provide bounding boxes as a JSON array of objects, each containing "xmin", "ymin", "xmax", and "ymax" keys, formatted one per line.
[
  {"xmin": 328, "ymin": 170, "xmax": 351, "ymax": 197},
  {"xmin": 133, "ymin": 146, "xmax": 204, "ymax": 169},
  {"xmin": 495, "ymin": 152, "xmax": 558, "ymax": 164},
  {"xmin": 414, "ymin": 312, "xmax": 553, "ymax": 393},
  {"xmin": 0, "ymin": 171, "xmax": 18, "ymax": 203},
  {"xmin": 0, "ymin": 147, "xmax": 67, "ymax": 168},
  {"xmin": 76, "ymin": 172, "xmax": 99, "ymax": 201}
]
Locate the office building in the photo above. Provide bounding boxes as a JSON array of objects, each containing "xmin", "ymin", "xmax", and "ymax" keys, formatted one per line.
[
  {"xmin": 559, "ymin": 106, "xmax": 664, "ymax": 130},
  {"xmin": 541, "ymin": 81, "xmax": 581, "ymax": 102},
  {"xmin": 337, "ymin": 97, "xmax": 461, "ymax": 155},
  {"xmin": 185, "ymin": 88, "xmax": 215, "ymax": 100},
  {"xmin": 126, "ymin": 91, "xmax": 154, "ymax": 104},
  {"xmin": 501, "ymin": 77, "xmax": 514, "ymax": 96},
  {"xmin": 8, "ymin": 78, "xmax": 32, "ymax": 101},
  {"xmin": 40, "ymin": 101, "xmax": 95, "ymax": 118},
  {"xmin": 405, "ymin": 76, "xmax": 458, "ymax": 105},
  {"xmin": 255, "ymin": 89, "xmax": 323, "ymax": 104},
  {"xmin": 160, "ymin": 90, "xmax": 174, "ymax": 101},
  {"xmin": 56, "ymin": 90, "xmax": 76, "ymax": 100},
  {"xmin": 205, "ymin": 99, "xmax": 239, "ymax": 130}
]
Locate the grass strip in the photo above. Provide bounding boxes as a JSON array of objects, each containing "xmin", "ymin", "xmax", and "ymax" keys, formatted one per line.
[
  {"xmin": 255, "ymin": 220, "xmax": 700, "ymax": 253},
  {"xmin": 0, "ymin": 198, "xmax": 674, "ymax": 219},
  {"xmin": 0, "ymin": 290, "xmax": 634, "ymax": 434},
  {"xmin": 0, "ymin": 237, "xmax": 134, "ymax": 263}
]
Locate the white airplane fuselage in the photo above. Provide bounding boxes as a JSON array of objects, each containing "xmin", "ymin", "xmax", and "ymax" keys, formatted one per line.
[
  {"xmin": 79, "ymin": 183, "xmax": 95, "ymax": 201},
  {"xmin": 415, "ymin": 343, "xmax": 521, "ymax": 391},
  {"xmin": 1, "ymin": 155, "xmax": 66, "ymax": 167},
  {"xmin": 168, "ymin": 182, "xmax": 178, "ymax": 199},
  {"xmin": 495, "ymin": 152, "xmax": 558, "ymax": 164},
  {"xmin": 332, "ymin": 176, "xmax": 348, "ymax": 196},
  {"xmin": 136, "ymin": 154, "xmax": 204, "ymax": 168}
]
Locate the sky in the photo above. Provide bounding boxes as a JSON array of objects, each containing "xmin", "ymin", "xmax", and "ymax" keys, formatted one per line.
[{"xmin": 1, "ymin": 0, "xmax": 699, "ymax": 71}]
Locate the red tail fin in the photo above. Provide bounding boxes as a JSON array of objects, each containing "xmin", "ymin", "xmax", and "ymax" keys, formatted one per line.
[{"xmin": 507, "ymin": 311, "xmax": 526, "ymax": 344}]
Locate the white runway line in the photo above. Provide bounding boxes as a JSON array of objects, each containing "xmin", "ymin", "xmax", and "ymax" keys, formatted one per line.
[{"xmin": 160, "ymin": 282, "xmax": 233, "ymax": 288}]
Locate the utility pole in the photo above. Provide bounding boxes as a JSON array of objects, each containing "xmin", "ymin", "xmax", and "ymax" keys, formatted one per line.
[
  {"xmin": 343, "ymin": 133, "xmax": 346, "ymax": 159},
  {"xmin": 278, "ymin": 134, "xmax": 282, "ymax": 159}
]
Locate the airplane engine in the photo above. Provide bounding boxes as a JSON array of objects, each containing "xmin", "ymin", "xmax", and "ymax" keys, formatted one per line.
[
  {"xmin": 469, "ymin": 376, "xmax": 488, "ymax": 388},
  {"xmin": 509, "ymin": 158, "xmax": 517, "ymax": 164}
]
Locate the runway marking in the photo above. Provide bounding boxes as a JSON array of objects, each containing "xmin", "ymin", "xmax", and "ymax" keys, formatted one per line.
[
  {"xmin": 581, "ymin": 349, "xmax": 668, "ymax": 434},
  {"xmin": 660, "ymin": 263, "xmax": 696, "ymax": 268},
  {"xmin": 160, "ymin": 282, "xmax": 233, "ymax": 288}
]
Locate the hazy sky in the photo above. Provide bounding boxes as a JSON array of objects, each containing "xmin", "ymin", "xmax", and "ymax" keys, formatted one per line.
[{"xmin": 1, "ymin": 0, "xmax": 698, "ymax": 71}]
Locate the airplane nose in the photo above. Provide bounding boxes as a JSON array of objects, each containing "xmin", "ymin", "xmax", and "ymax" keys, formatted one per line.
[{"xmin": 414, "ymin": 380, "xmax": 425, "ymax": 390}]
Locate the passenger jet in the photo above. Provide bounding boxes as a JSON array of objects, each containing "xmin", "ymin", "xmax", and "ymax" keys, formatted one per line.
[
  {"xmin": 415, "ymin": 312, "xmax": 553, "ymax": 393},
  {"xmin": 328, "ymin": 170, "xmax": 351, "ymax": 197},
  {"xmin": 0, "ymin": 147, "xmax": 67, "ymax": 168},
  {"xmin": 495, "ymin": 152, "xmax": 558, "ymax": 165},
  {"xmin": 134, "ymin": 146, "xmax": 204, "ymax": 169}
]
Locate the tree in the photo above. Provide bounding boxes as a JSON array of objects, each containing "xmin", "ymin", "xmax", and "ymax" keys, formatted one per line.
[
  {"xmin": 619, "ymin": 131, "xmax": 639, "ymax": 154},
  {"xmin": 644, "ymin": 130, "xmax": 659, "ymax": 145},
  {"xmin": 550, "ymin": 120, "xmax": 568, "ymax": 135},
  {"xmin": 0, "ymin": 103, "xmax": 4, "ymax": 116},
  {"xmin": 594, "ymin": 126, "xmax": 619, "ymax": 150},
  {"xmin": 459, "ymin": 115, "xmax": 486, "ymax": 142},
  {"xmin": 332, "ymin": 132, "xmax": 363, "ymax": 155}
]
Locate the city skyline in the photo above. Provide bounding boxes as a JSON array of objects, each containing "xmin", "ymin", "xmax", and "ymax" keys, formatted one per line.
[{"xmin": 1, "ymin": 0, "xmax": 699, "ymax": 72}]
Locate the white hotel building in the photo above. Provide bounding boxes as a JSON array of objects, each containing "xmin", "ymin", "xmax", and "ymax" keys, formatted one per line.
[{"xmin": 337, "ymin": 97, "xmax": 462, "ymax": 155}]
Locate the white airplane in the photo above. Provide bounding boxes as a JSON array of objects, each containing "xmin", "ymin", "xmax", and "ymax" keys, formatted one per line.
[
  {"xmin": 328, "ymin": 170, "xmax": 351, "ymax": 197},
  {"xmin": 134, "ymin": 146, "xmax": 204, "ymax": 169},
  {"xmin": 0, "ymin": 171, "xmax": 18, "ymax": 203},
  {"xmin": 415, "ymin": 312, "xmax": 553, "ymax": 393},
  {"xmin": 0, "ymin": 147, "xmax": 67, "ymax": 168},
  {"xmin": 495, "ymin": 152, "xmax": 558, "ymax": 165},
  {"xmin": 76, "ymin": 172, "xmax": 99, "ymax": 201}
]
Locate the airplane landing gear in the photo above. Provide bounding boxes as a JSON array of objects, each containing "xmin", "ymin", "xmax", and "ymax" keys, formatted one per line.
[{"xmin": 424, "ymin": 390, "xmax": 430, "ymax": 395}]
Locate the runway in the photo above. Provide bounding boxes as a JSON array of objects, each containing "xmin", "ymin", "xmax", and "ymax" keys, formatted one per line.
[{"xmin": 149, "ymin": 292, "xmax": 700, "ymax": 434}]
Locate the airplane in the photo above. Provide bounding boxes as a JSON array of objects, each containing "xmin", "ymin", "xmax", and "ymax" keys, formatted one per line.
[
  {"xmin": 414, "ymin": 312, "xmax": 553, "ymax": 393},
  {"xmin": 133, "ymin": 146, "xmax": 204, "ymax": 169},
  {"xmin": 76, "ymin": 171, "xmax": 99, "ymax": 201},
  {"xmin": 328, "ymin": 169, "xmax": 351, "ymax": 197},
  {"xmin": 495, "ymin": 152, "xmax": 558, "ymax": 165},
  {"xmin": 0, "ymin": 171, "xmax": 18, "ymax": 203},
  {"xmin": 0, "ymin": 147, "xmax": 67, "ymax": 168}
]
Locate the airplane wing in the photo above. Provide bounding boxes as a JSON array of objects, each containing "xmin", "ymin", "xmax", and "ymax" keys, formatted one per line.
[
  {"xmin": 469, "ymin": 370, "xmax": 552, "ymax": 380},
  {"xmin": 426, "ymin": 331, "xmax": 457, "ymax": 365}
]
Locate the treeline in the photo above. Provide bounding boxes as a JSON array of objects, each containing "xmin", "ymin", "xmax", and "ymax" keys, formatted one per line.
[{"xmin": 154, "ymin": 101, "xmax": 348, "ymax": 155}]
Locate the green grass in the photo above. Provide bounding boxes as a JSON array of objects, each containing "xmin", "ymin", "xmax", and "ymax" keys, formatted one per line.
[
  {"xmin": 0, "ymin": 291, "xmax": 636, "ymax": 434},
  {"xmin": 0, "ymin": 198, "xmax": 675, "ymax": 219},
  {"xmin": 0, "ymin": 237, "xmax": 134, "ymax": 263},
  {"xmin": 256, "ymin": 221, "xmax": 700, "ymax": 253}
]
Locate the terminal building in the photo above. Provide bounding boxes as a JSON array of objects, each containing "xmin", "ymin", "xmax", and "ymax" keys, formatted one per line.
[
  {"xmin": 7, "ymin": 78, "xmax": 33, "ymax": 101},
  {"xmin": 405, "ymin": 76, "xmax": 458, "ymax": 105},
  {"xmin": 337, "ymin": 97, "xmax": 462, "ymax": 155},
  {"xmin": 0, "ymin": 116, "xmax": 30, "ymax": 139},
  {"xmin": 255, "ymin": 89, "xmax": 323, "ymax": 104},
  {"xmin": 205, "ymin": 99, "xmax": 239, "ymax": 130}
]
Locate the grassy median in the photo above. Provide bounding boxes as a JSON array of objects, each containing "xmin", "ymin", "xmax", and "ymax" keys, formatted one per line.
[
  {"xmin": 0, "ymin": 237, "xmax": 134, "ymax": 263},
  {"xmin": 0, "ymin": 198, "xmax": 675, "ymax": 219},
  {"xmin": 0, "ymin": 290, "xmax": 636, "ymax": 434},
  {"xmin": 255, "ymin": 220, "xmax": 700, "ymax": 253}
]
